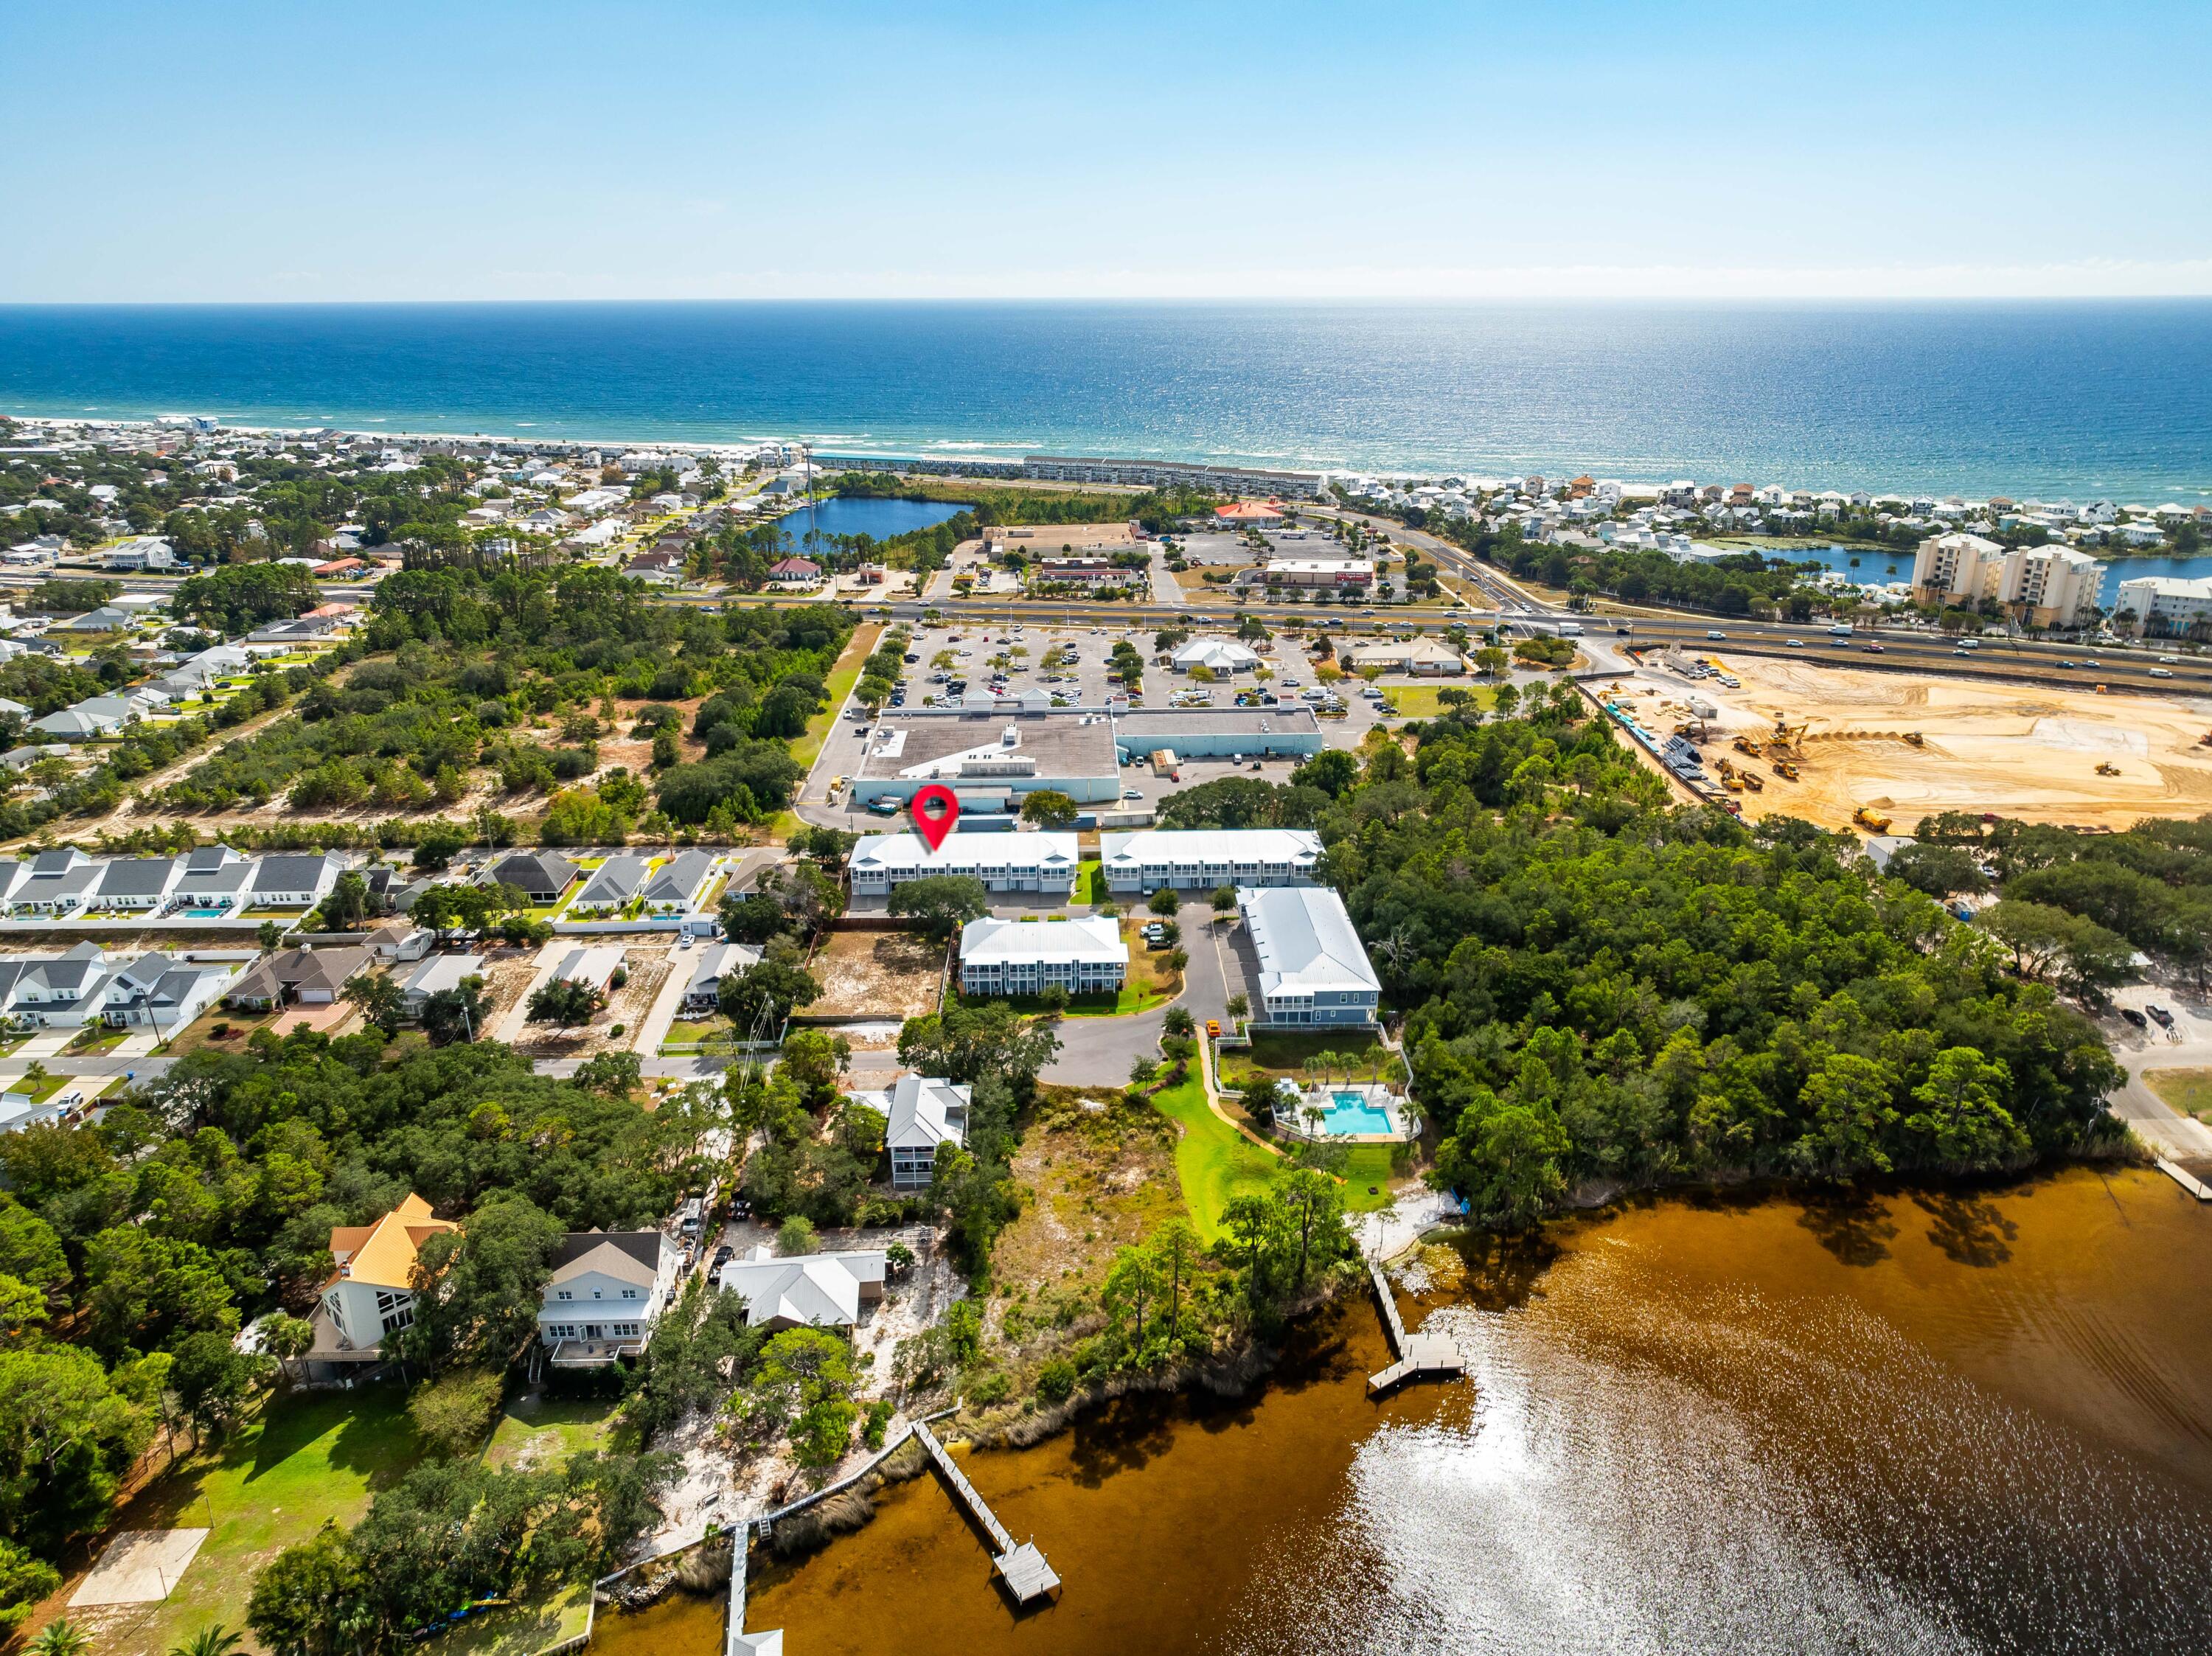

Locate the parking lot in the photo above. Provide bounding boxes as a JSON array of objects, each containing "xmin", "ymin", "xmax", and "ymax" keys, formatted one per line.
[{"xmin": 797, "ymin": 618, "xmax": 1403, "ymax": 823}]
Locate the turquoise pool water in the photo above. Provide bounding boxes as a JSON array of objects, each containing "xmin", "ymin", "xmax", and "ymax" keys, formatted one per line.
[{"xmin": 1323, "ymin": 1092, "xmax": 1394, "ymax": 1135}]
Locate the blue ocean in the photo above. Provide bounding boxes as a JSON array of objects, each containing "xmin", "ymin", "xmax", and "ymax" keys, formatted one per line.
[{"xmin": 2, "ymin": 301, "xmax": 2208, "ymax": 501}]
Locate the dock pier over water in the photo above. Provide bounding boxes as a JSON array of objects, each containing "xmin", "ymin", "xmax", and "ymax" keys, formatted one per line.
[
  {"xmin": 914, "ymin": 1420, "xmax": 1061, "ymax": 1603},
  {"xmin": 1366, "ymin": 1257, "xmax": 1464, "ymax": 1394}
]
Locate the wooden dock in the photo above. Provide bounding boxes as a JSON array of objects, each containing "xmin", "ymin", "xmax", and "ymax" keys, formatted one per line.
[
  {"xmin": 2156, "ymin": 1158, "xmax": 2212, "ymax": 1201},
  {"xmin": 914, "ymin": 1421, "xmax": 1061, "ymax": 1603},
  {"xmin": 1366, "ymin": 1258, "xmax": 1464, "ymax": 1394}
]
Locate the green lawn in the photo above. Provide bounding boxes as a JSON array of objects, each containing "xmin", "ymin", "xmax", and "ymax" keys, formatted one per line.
[
  {"xmin": 661, "ymin": 1016, "xmax": 731, "ymax": 1049},
  {"xmin": 1220, "ymin": 1031, "xmax": 1390, "ymax": 1087},
  {"xmin": 483, "ymin": 1391, "xmax": 625, "ymax": 1472},
  {"xmin": 437, "ymin": 1584, "xmax": 593, "ymax": 1656},
  {"xmin": 64, "ymin": 1027, "xmax": 130, "ymax": 1057},
  {"xmin": 1074, "ymin": 859, "xmax": 1107, "ymax": 905},
  {"xmin": 1148, "ymin": 1076, "xmax": 1282, "ymax": 1242},
  {"xmin": 74, "ymin": 1387, "xmax": 425, "ymax": 1656},
  {"xmin": 2146, "ymin": 1068, "xmax": 2212, "ymax": 1124},
  {"xmin": 1377, "ymin": 683, "xmax": 1498, "ymax": 719}
]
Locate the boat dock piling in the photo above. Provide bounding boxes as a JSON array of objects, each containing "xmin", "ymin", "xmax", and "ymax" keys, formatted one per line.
[
  {"xmin": 1366, "ymin": 1257, "xmax": 1464, "ymax": 1394},
  {"xmin": 914, "ymin": 1420, "xmax": 1062, "ymax": 1603}
]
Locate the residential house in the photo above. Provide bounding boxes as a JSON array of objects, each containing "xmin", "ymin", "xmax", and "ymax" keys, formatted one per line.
[
  {"xmin": 89, "ymin": 855, "xmax": 180, "ymax": 913},
  {"xmin": 717, "ymin": 1245, "xmax": 887, "ymax": 1332},
  {"xmin": 9, "ymin": 849, "xmax": 100, "ymax": 916},
  {"xmin": 363, "ymin": 920, "xmax": 434, "ymax": 962},
  {"xmin": 553, "ymin": 945, "xmax": 625, "ymax": 995},
  {"xmin": 225, "ymin": 943, "xmax": 372, "ymax": 1009},
  {"xmin": 641, "ymin": 849, "xmax": 715, "ymax": 911},
  {"xmin": 623, "ymin": 550, "xmax": 686, "ymax": 585},
  {"xmin": 93, "ymin": 952, "xmax": 232, "ymax": 1029},
  {"xmin": 397, "ymin": 953, "xmax": 486, "ymax": 1013},
  {"xmin": 248, "ymin": 853, "xmax": 339, "ymax": 910},
  {"xmin": 572, "ymin": 855, "xmax": 650, "ymax": 910},
  {"xmin": 859, "ymin": 1074, "xmax": 971, "ymax": 1190},
  {"xmin": 958, "ymin": 915, "xmax": 1127, "ymax": 998},
  {"xmin": 171, "ymin": 844, "xmax": 254, "ymax": 912},
  {"xmin": 312, "ymin": 1194, "xmax": 457, "ymax": 1366},
  {"xmin": 485, "ymin": 851, "xmax": 579, "ymax": 905},
  {"xmin": 682, "ymin": 941, "xmax": 759, "ymax": 1015},
  {"xmin": 105, "ymin": 535, "xmax": 178, "ymax": 572},
  {"xmin": 538, "ymin": 1229, "xmax": 680, "ymax": 1367},
  {"xmin": 30, "ymin": 704, "xmax": 124, "ymax": 742},
  {"xmin": 767, "ymin": 556, "xmax": 824, "ymax": 588},
  {"xmin": 0, "ymin": 942, "xmax": 113, "ymax": 1025}
]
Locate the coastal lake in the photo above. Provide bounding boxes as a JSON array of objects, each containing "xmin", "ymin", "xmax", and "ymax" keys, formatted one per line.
[
  {"xmin": 768, "ymin": 496, "xmax": 967, "ymax": 547},
  {"xmin": 609, "ymin": 1167, "xmax": 2212, "ymax": 1655},
  {"xmin": 1746, "ymin": 543, "xmax": 2212, "ymax": 607}
]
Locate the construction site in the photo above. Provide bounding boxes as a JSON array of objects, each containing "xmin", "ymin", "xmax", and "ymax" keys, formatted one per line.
[{"xmin": 1600, "ymin": 647, "xmax": 2212, "ymax": 833}]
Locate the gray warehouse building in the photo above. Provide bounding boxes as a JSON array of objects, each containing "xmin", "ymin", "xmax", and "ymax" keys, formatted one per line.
[{"xmin": 848, "ymin": 705, "xmax": 1323, "ymax": 810}]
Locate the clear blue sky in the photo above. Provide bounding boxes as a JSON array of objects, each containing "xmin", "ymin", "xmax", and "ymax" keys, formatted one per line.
[{"xmin": 4, "ymin": 0, "xmax": 2207, "ymax": 302}]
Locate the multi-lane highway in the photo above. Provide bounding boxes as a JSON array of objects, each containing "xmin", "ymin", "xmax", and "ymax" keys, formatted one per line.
[{"xmin": 17, "ymin": 526, "xmax": 2208, "ymax": 701}]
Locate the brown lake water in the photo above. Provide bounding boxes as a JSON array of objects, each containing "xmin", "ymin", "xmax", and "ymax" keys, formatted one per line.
[{"xmin": 608, "ymin": 1167, "xmax": 2212, "ymax": 1655}]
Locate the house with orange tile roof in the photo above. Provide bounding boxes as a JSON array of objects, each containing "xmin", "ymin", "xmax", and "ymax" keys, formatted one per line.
[{"xmin": 310, "ymin": 1193, "xmax": 456, "ymax": 1365}]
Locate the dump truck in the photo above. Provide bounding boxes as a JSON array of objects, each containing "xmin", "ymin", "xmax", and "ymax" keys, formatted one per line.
[
  {"xmin": 1772, "ymin": 759, "xmax": 1800, "ymax": 780},
  {"xmin": 1739, "ymin": 769, "xmax": 1764, "ymax": 793},
  {"xmin": 1733, "ymin": 734, "xmax": 1763, "ymax": 757},
  {"xmin": 1853, "ymin": 806, "xmax": 1892, "ymax": 833}
]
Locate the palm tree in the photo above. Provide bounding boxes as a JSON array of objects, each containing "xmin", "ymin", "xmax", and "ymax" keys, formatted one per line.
[
  {"xmin": 170, "ymin": 1627, "xmax": 245, "ymax": 1656},
  {"xmin": 29, "ymin": 1620, "xmax": 92, "ymax": 1656}
]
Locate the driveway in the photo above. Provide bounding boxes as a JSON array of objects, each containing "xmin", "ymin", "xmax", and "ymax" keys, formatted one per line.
[{"xmin": 1042, "ymin": 900, "xmax": 1236, "ymax": 1088}]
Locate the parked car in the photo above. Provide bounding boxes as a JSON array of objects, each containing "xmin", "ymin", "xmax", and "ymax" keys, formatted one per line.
[
  {"xmin": 2120, "ymin": 1007, "xmax": 2147, "ymax": 1029},
  {"xmin": 2147, "ymin": 1004, "xmax": 2174, "ymax": 1027},
  {"xmin": 712, "ymin": 1244, "xmax": 735, "ymax": 1269},
  {"xmin": 1121, "ymin": 787, "xmax": 1142, "ymax": 800}
]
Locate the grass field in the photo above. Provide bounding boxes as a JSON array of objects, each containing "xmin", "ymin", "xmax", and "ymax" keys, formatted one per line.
[
  {"xmin": 60, "ymin": 1388, "xmax": 424, "ymax": 1656},
  {"xmin": 1378, "ymin": 683, "xmax": 1499, "ymax": 719},
  {"xmin": 2146, "ymin": 1068, "xmax": 2212, "ymax": 1124},
  {"xmin": 1075, "ymin": 859, "xmax": 1107, "ymax": 905},
  {"xmin": 1148, "ymin": 1076, "xmax": 1281, "ymax": 1242},
  {"xmin": 482, "ymin": 1392, "xmax": 625, "ymax": 1472},
  {"xmin": 1220, "ymin": 1030, "xmax": 1390, "ymax": 1088}
]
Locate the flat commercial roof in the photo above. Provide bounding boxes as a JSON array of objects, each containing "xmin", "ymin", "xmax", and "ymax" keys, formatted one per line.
[
  {"xmin": 854, "ymin": 709, "xmax": 1119, "ymax": 783},
  {"xmin": 1116, "ymin": 706, "xmax": 1322, "ymax": 740}
]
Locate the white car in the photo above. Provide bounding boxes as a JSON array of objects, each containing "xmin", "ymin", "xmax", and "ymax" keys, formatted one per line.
[
  {"xmin": 1786, "ymin": 638, "xmax": 1804, "ymax": 647},
  {"xmin": 1121, "ymin": 787, "xmax": 1143, "ymax": 801}
]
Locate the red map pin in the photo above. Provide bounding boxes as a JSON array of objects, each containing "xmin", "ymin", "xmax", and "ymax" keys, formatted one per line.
[{"xmin": 910, "ymin": 784, "xmax": 959, "ymax": 852}]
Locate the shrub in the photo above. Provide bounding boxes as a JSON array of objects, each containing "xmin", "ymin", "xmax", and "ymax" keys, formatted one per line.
[
  {"xmin": 862, "ymin": 1398, "xmax": 895, "ymax": 1450},
  {"xmin": 1035, "ymin": 1360, "xmax": 1077, "ymax": 1403}
]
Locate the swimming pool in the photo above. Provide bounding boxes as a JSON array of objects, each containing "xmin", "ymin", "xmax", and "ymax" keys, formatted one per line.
[{"xmin": 1323, "ymin": 1091, "xmax": 1394, "ymax": 1135}]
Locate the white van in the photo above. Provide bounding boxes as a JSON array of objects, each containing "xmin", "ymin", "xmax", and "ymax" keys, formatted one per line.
[{"xmin": 678, "ymin": 1197, "xmax": 703, "ymax": 1237}]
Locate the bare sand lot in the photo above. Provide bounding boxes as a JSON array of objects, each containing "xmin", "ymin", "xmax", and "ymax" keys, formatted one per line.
[
  {"xmin": 1711, "ymin": 656, "xmax": 2212, "ymax": 831},
  {"xmin": 807, "ymin": 929, "xmax": 946, "ymax": 1019}
]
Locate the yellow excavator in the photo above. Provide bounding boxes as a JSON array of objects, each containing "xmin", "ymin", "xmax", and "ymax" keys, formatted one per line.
[
  {"xmin": 1902, "ymin": 731, "xmax": 1924, "ymax": 747},
  {"xmin": 2095, "ymin": 761, "xmax": 2121, "ymax": 776},
  {"xmin": 1854, "ymin": 805, "xmax": 1892, "ymax": 833},
  {"xmin": 1712, "ymin": 756, "xmax": 1745, "ymax": 793},
  {"xmin": 1770, "ymin": 716, "xmax": 1812, "ymax": 756}
]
